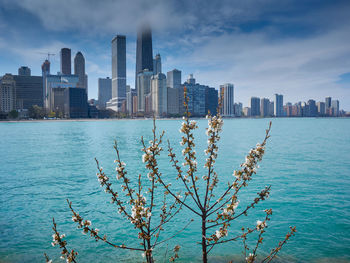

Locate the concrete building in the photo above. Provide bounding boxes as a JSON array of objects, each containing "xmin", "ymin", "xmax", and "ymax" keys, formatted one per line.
[
  {"xmin": 151, "ymin": 73, "xmax": 167, "ymax": 117},
  {"xmin": 274, "ymin": 94, "xmax": 283, "ymax": 117},
  {"xmin": 109, "ymin": 35, "xmax": 127, "ymax": 112},
  {"xmin": 60, "ymin": 48, "xmax": 71, "ymax": 75},
  {"xmin": 18, "ymin": 66, "xmax": 31, "ymax": 76},
  {"xmin": 0, "ymin": 74, "xmax": 16, "ymax": 112},
  {"xmin": 126, "ymin": 87, "xmax": 137, "ymax": 116},
  {"xmin": 325, "ymin": 97, "xmax": 332, "ymax": 115},
  {"xmin": 44, "ymin": 75, "xmax": 79, "ymax": 111},
  {"xmin": 98, "ymin": 77, "xmax": 112, "ymax": 109},
  {"xmin": 167, "ymin": 69, "xmax": 181, "ymax": 89},
  {"xmin": 219, "ymin": 83, "xmax": 234, "ymax": 117},
  {"xmin": 167, "ymin": 87, "xmax": 179, "ymax": 116},
  {"xmin": 250, "ymin": 97, "xmax": 260, "ymax": 117},
  {"xmin": 137, "ymin": 69, "xmax": 153, "ymax": 112},
  {"xmin": 153, "ymin": 53, "xmax": 161, "ymax": 75},
  {"xmin": 135, "ymin": 26, "xmax": 153, "ymax": 91}
]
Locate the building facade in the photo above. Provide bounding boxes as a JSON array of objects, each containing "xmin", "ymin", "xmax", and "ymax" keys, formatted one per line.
[
  {"xmin": 274, "ymin": 94, "xmax": 283, "ymax": 117},
  {"xmin": 74, "ymin": 52, "xmax": 87, "ymax": 94},
  {"xmin": 0, "ymin": 74, "xmax": 16, "ymax": 112},
  {"xmin": 60, "ymin": 48, "xmax": 71, "ymax": 75},
  {"xmin": 167, "ymin": 69, "xmax": 182, "ymax": 90},
  {"xmin": 219, "ymin": 83, "xmax": 234, "ymax": 117},
  {"xmin": 110, "ymin": 35, "xmax": 127, "ymax": 111},
  {"xmin": 151, "ymin": 73, "xmax": 167, "ymax": 117},
  {"xmin": 98, "ymin": 77, "xmax": 112, "ymax": 109},
  {"xmin": 153, "ymin": 53, "xmax": 161, "ymax": 75},
  {"xmin": 135, "ymin": 26, "xmax": 153, "ymax": 91},
  {"xmin": 250, "ymin": 97, "xmax": 260, "ymax": 117}
]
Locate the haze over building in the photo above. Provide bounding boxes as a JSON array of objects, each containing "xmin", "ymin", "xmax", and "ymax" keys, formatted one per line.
[{"xmin": 135, "ymin": 26, "xmax": 153, "ymax": 91}]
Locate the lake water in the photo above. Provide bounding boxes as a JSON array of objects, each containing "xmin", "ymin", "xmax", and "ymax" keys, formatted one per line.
[{"xmin": 1, "ymin": 118, "xmax": 350, "ymax": 262}]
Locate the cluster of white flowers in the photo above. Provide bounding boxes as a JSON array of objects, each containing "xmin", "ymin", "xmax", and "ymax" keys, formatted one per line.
[
  {"xmin": 206, "ymin": 115, "xmax": 223, "ymax": 136},
  {"xmin": 222, "ymin": 201, "xmax": 239, "ymax": 216},
  {"xmin": 246, "ymin": 253, "xmax": 255, "ymax": 263},
  {"xmin": 97, "ymin": 172, "xmax": 108, "ymax": 186},
  {"xmin": 214, "ymin": 227, "xmax": 228, "ymax": 240},
  {"xmin": 130, "ymin": 195, "xmax": 151, "ymax": 224},
  {"xmin": 232, "ymin": 142, "xmax": 266, "ymax": 182},
  {"xmin": 256, "ymin": 220, "xmax": 267, "ymax": 231},
  {"xmin": 51, "ymin": 233, "xmax": 65, "ymax": 247},
  {"xmin": 115, "ymin": 161, "xmax": 126, "ymax": 180}
]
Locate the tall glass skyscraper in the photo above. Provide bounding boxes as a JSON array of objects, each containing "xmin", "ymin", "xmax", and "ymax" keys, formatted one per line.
[
  {"xmin": 135, "ymin": 26, "xmax": 153, "ymax": 91},
  {"xmin": 60, "ymin": 48, "xmax": 71, "ymax": 75},
  {"xmin": 274, "ymin": 93, "xmax": 284, "ymax": 117},
  {"xmin": 110, "ymin": 35, "xmax": 126, "ymax": 111}
]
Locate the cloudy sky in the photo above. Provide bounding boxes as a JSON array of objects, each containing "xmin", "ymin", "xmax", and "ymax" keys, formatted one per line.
[{"xmin": 0, "ymin": 0, "xmax": 349, "ymax": 109}]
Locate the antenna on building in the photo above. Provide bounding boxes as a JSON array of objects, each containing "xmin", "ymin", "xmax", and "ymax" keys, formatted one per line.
[{"xmin": 38, "ymin": 52, "xmax": 56, "ymax": 62}]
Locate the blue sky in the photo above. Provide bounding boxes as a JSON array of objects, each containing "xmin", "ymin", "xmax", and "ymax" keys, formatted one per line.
[{"xmin": 0, "ymin": 0, "xmax": 349, "ymax": 110}]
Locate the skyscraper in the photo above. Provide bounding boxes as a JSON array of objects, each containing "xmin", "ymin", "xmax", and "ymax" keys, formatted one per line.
[
  {"xmin": 60, "ymin": 48, "xmax": 71, "ymax": 75},
  {"xmin": 274, "ymin": 94, "xmax": 283, "ymax": 117},
  {"xmin": 167, "ymin": 69, "xmax": 181, "ymax": 89},
  {"xmin": 153, "ymin": 53, "xmax": 161, "ymax": 75},
  {"xmin": 219, "ymin": 83, "xmax": 234, "ymax": 117},
  {"xmin": 74, "ymin": 52, "xmax": 86, "ymax": 92},
  {"xmin": 98, "ymin": 77, "xmax": 112, "ymax": 109},
  {"xmin": 137, "ymin": 69, "xmax": 153, "ymax": 112},
  {"xmin": 250, "ymin": 97, "xmax": 260, "ymax": 117},
  {"xmin": 151, "ymin": 73, "xmax": 167, "ymax": 117},
  {"xmin": 18, "ymin": 66, "xmax": 31, "ymax": 76},
  {"xmin": 110, "ymin": 35, "xmax": 126, "ymax": 111},
  {"xmin": 135, "ymin": 26, "xmax": 153, "ymax": 91},
  {"xmin": 331, "ymin": 100, "xmax": 339, "ymax": 116},
  {"xmin": 260, "ymin": 98, "xmax": 270, "ymax": 117},
  {"xmin": 325, "ymin": 97, "xmax": 332, "ymax": 115}
]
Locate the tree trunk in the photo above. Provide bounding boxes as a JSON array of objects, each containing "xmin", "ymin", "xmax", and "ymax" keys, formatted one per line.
[{"xmin": 202, "ymin": 215, "xmax": 207, "ymax": 263}]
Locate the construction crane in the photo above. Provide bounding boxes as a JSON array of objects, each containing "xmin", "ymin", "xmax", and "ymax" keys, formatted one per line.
[{"xmin": 37, "ymin": 52, "xmax": 56, "ymax": 62}]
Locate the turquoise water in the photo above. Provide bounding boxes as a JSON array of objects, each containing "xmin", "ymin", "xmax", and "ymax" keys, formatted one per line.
[{"xmin": 0, "ymin": 118, "xmax": 350, "ymax": 262}]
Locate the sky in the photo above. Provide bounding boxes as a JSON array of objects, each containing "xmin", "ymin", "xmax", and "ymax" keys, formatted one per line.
[{"xmin": 0, "ymin": 0, "xmax": 349, "ymax": 110}]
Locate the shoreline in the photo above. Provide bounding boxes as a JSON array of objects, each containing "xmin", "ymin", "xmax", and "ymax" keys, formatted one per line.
[{"xmin": 0, "ymin": 116, "xmax": 349, "ymax": 123}]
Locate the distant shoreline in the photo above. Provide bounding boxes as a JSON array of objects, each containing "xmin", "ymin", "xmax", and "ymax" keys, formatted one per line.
[{"xmin": 1, "ymin": 116, "xmax": 349, "ymax": 123}]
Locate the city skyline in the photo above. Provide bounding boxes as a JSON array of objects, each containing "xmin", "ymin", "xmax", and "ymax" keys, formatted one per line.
[{"xmin": 0, "ymin": 0, "xmax": 350, "ymax": 110}]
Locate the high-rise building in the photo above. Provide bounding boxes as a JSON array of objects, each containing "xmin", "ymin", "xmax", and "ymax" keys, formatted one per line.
[
  {"xmin": 186, "ymin": 74, "xmax": 196, "ymax": 85},
  {"xmin": 167, "ymin": 87, "xmax": 179, "ymax": 115},
  {"xmin": 167, "ymin": 69, "xmax": 181, "ymax": 89},
  {"xmin": 317, "ymin": 101, "xmax": 325, "ymax": 116},
  {"xmin": 60, "ymin": 48, "xmax": 71, "ymax": 75},
  {"xmin": 74, "ymin": 52, "xmax": 87, "ymax": 94},
  {"xmin": 135, "ymin": 26, "xmax": 153, "ymax": 91},
  {"xmin": 126, "ymin": 86, "xmax": 137, "ymax": 115},
  {"xmin": 137, "ymin": 69, "xmax": 153, "ymax": 112},
  {"xmin": 250, "ymin": 97, "xmax": 260, "ymax": 117},
  {"xmin": 269, "ymin": 101, "xmax": 274, "ymax": 116},
  {"xmin": 153, "ymin": 53, "xmax": 161, "ymax": 75},
  {"xmin": 109, "ymin": 35, "xmax": 127, "ymax": 112},
  {"xmin": 44, "ymin": 75, "xmax": 79, "ymax": 111},
  {"xmin": 308, "ymin": 99, "xmax": 317, "ymax": 117},
  {"xmin": 234, "ymin": 102, "xmax": 243, "ymax": 117},
  {"xmin": 18, "ymin": 66, "xmax": 31, "ymax": 76},
  {"xmin": 274, "ymin": 94, "xmax": 283, "ymax": 117},
  {"xmin": 13, "ymin": 75, "xmax": 43, "ymax": 109},
  {"xmin": 64, "ymin": 87, "xmax": 88, "ymax": 118},
  {"xmin": 151, "ymin": 73, "xmax": 167, "ymax": 117},
  {"xmin": 0, "ymin": 74, "xmax": 16, "ymax": 112},
  {"xmin": 98, "ymin": 77, "xmax": 112, "ymax": 109},
  {"xmin": 205, "ymin": 87, "xmax": 218, "ymax": 116},
  {"xmin": 219, "ymin": 83, "xmax": 234, "ymax": 117},
  {"xmin": 260, "ymin": 98, "xmax": 270, "ymax": 117},
  {"xmin": 331, "ymin": 100, "xmax": 339, "ymax": 116}
]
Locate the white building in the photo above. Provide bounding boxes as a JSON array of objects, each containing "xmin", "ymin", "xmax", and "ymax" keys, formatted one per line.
[
  {"xmin": 219, "ymin": 83, "xmax": 234, "ymax": 117},
  {"xmin": 151, "ymin": 73, "xmax": 167, "ymax": 117}
]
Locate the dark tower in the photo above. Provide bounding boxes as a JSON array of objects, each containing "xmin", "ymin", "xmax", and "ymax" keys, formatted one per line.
[
  {"xmin": 135, "ymin": 26, "xmax": 153, "ymax": 90},
  {"xmin": 60, "ymin": 48, "xmax": 71, "ymax": 75}
]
